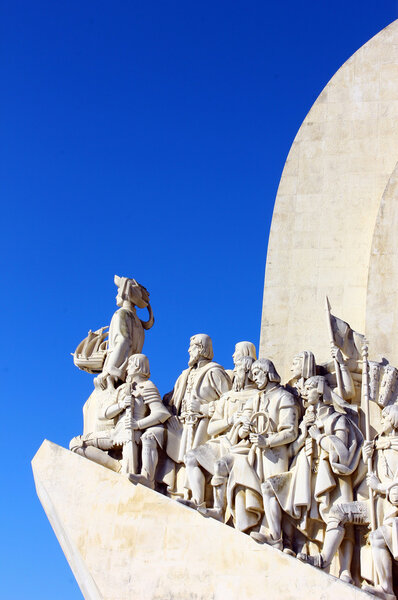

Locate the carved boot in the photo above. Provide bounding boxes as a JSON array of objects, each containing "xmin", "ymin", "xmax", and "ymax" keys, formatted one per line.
[
  {"xmin": 128, "ymin": 473, "xmax": 155, "ymax": 490},
  {"xmin": 197, "ymin": 506, "xmax": 224, "ymax": 521},
  {"xmin": 176, "ymin": 497, "xmax": 206, "ymax": 511},
  {"xmin": 297, "ymin": 552, "xmax": 323, "ymax": 568},
  {"xmin": 250, "ymin": 531, "xmax": 283, "ymax": 551},
  {"xmin": 361, "ymin": 583, "xmax": 397, "ymax": 600}
]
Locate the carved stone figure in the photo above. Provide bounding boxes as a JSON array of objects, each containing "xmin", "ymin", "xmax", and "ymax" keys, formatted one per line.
[
  {"xmin": 182, "ymin": 341, "xmax": 257, "ymax": 510},
  {"xmin": 207, "ymin": 359, "xmax": 298, "ymax": 539},
  {"xmin": 244, "ymin": 359, "xmax": 299, "ymax": 547},
  {"xmin": 70, "ymin": 354, "xmax": 169, "ymax": 485},
  {"xmin": 289, "ymin": 350, "xmax": 317, "ymax": 396},
  {"xmin": 165, "ymin": 334, "xmax": 232, "ymax": 470},
  {"xmin": 267, "ymin": 375, "xmax": 363, "ymax": 582},
  {"xmin": 359, "ymin": 405, "xmax": 398, "ymax": 600},
  {"xmin": 94, "ymin": 275, "xmax": 154, "ymax": 390},
  {"xmin": 288, "ymin": 347, "xmax": 355, "ymax": 406},
  {"xmin": 65, "ymin": 280, "xmax": 398, "ymax": 598}
]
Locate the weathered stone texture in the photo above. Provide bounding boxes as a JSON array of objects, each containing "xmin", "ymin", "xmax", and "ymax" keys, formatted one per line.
[{"xmin": 260, "ymin": 21, "xmax": 398, "ymax": 379}]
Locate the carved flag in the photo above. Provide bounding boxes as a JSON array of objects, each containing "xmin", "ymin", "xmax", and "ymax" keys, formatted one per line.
[{"xmin": 329, "ymin": 313, "xmax": 365, "ymax": 361}]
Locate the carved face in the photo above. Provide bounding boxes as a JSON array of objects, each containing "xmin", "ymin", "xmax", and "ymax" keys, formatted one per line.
[
  {"xmin": 188, "ymin": 339, "xmax": 203, "ymax": 367},
  {"xmin": 232, "ymin": 346, "xmax": 244, "ymax": 367},
  {"xmin": 380, "ymin": 413, "xmax": 394, "ymax": 435},
  {"xmin": 291, "ymin": 355, "xmax": 303, "ymax": 379},
  {"xmin": 251, "ymin": 365, "xmax": 268, "ymax": 390},
  {"xmin": 127, "ymin": 359, "xmax": 141, "ymax": 378},
  {"xmin": 302, "ymin": 382, "xmax": 320, "ymax": 405}
]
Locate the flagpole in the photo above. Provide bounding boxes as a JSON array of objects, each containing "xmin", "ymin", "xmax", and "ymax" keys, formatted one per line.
[
  {"xmin": 362, "ymin": 343, "xmax": 377, "ymax": 532},
  {"xmin": 324, "ymin": 295, "xmax": 344, "ymax": 397}
]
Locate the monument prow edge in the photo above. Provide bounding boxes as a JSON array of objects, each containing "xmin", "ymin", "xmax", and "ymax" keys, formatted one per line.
[{"xmin": 32, "ymin": 440, "xmax": 373, "ymax": 600}]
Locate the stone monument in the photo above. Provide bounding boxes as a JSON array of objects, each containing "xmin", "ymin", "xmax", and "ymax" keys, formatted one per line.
[{"xmin": 33, "ymin": 21, "xmax": 398, "ymax": 600}]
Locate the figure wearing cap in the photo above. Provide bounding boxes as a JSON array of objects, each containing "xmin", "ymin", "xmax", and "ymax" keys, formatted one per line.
[{"xmin": 95, "ymin": 275, "xmax": 154, "ymax": 390}]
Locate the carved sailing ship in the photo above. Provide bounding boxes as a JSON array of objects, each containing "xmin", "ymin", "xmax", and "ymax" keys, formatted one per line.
[{"xmin": 72, "ymin": 326, "xmax": 108, "ymax": 373}]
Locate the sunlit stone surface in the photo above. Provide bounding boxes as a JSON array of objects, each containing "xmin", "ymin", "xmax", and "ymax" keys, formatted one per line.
[
  {"xmin": 32, "ymin": 440, "xmax": 372, "ymax": 600},
  {"xmin": 260, "ymin": 20, "xmax": 398, "ymax": 381}
]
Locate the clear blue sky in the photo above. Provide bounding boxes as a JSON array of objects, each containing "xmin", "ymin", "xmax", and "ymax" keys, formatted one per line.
[{"xmin": 2, "ymin": 1, "xmax": 397, "ymax": 598}]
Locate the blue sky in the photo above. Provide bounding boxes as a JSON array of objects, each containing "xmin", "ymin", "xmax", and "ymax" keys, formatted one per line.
[{"xmin": 2, "ymin": 1, "xmax": 398, "ymax": 598}]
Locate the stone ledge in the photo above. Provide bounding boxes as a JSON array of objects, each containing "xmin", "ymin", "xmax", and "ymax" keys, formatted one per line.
[{"xmin": 32, "ymin": 440, "xmax": 373, "ymax": 600}]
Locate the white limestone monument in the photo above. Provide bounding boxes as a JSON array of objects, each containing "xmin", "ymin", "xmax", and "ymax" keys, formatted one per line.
[{"xmin": 33, "ymin": 21, "xmax": 398, "ymax": 600}]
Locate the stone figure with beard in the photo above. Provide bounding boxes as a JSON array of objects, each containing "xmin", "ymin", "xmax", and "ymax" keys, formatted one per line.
[
  {"xmin": 163, "ymin": 333, "xmax": 231, "ymax": 496},
  {"xmin": 182, "ymin": 341, "xmax": 257, "ymax": 510}
]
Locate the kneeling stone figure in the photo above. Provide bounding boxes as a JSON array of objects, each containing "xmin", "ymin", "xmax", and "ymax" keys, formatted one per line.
[{"xmin": 70, "ymin": 353, "xmax": 170, "ymax": 487}]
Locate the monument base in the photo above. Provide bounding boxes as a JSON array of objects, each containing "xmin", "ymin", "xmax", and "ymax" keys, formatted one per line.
[{"xmin": 32, "ymin": 440, "xmax": 373, "ymax": 600}]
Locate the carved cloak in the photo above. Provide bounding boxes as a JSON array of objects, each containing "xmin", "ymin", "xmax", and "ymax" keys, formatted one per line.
[{"xmin": 268, "ymin": 406, "xmax": 363, "ymax": 534}]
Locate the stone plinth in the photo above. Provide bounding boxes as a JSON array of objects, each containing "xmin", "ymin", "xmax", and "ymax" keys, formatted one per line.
[{"xmin": 32, "ymin": 440, "xmax": 372, "ymax": 600}]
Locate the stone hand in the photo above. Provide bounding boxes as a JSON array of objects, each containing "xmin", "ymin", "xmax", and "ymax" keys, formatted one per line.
[
  {"xmin": 187, "ymin": 398, "xmax": 201, "ymax": 414},
  {"xmin": 303, "ymin": 411, "xmax": 315, "ymax": 427},
  {"xmin": 239, "ymin": 420, "xmax": 251, "ymax": 436},
  {"xmin": 231, "ymin": 411, "xmax": 243, "ymax": 425},
  {"xmin": 366, "ymin": 472, "xmax": 382, "ymax": 492},
  {"xmin": 249, "ymin": 433, "xmax": 268, "ymax": 448},
  {"xmin": 330, "ymin": 344, "xmax": 344, "ymax": 364},
  {"xmin": 308, "ymin": 425, "xmax": 321, "ymax": 440},
  {"xmin": 205, "ymin": 402, "xmax": 215, "ymax": 418},
  {"xmin": 119, "ymin": 396, "xmax": 132, "ymax": 410},
  {"xmin": 362, "ymin": 440, "xmax": 374, "ymax": 462},
  {"xmin": 299, "ymin": 420, "xmax": 307, "ymax": 435}
]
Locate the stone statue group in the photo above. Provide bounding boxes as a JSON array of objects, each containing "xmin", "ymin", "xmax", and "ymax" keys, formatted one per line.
[{"xmin": 70, "ymin": 276, "xmax": 398, "ymax": 600}]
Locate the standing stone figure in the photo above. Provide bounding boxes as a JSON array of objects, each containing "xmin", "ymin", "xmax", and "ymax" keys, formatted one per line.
[
  {"xmin": 95, "ymin": 275, "xmax": 154, "ymax": 390},
  {"xmin": 266, "ymin": 375, "xmax": 362, "ymax": 582},
  {"xmin": 183, "ymin": 341, "xmax": 257, "ymax": 510},
  {"xmin": 360, "ymin": 405, "xmax": 398, "ymax": 600},
  {"xmin": 164, "ymin": 334, "xmax": 231, "ymax": 495},
  {"xmin": 244, "ymin": 359, "xmax": 299, "ymax": 547},
  {"xmin": 215, "ymin": 359, "xmax": 299, "ymax": 537}
]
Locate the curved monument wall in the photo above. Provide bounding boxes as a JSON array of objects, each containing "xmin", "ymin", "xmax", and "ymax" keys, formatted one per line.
[
  {"xmin": 366, "ymin": 160, "xmax": 398, "ymax": 364},
  {"xmin": 260, "ymin": 20, "xmax": 398, "ymax": 379}
]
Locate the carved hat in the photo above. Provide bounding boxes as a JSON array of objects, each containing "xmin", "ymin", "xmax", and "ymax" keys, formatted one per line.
[
  {"xmin": 299, "ymin": 351, "xmax": 316, "ymax": 379},
  {"xmin": 114, "ymin": 275, "xmax": 149, "ymax": 309}
]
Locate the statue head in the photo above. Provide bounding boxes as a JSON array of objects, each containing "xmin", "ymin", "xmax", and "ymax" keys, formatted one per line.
[
  {"xmin": 302, "ymin": 375, "xmax": 326, "ymax": 406},
  {"xmin": 251, "ymin": 358, "xmax": 281, "ymax": 390},
  {"xmin": 232, "ymin": 342, "xmax": 257, "ymax": 391},
  {"xmin": 188, "ymin": 334, "xmax": 214, "ymax": 367},
  {"xmin": 114, "ymin": 275, "xmax": 150, "ymax": 309},
  {"xmin": 126, "ymin": 353, "xmax": 150, "ymax": 379},
  {"xmin": 232, "ymin": 341, "xmax": 257, "ymax": 367},
  {"xmin": 381, "ymin": 404, "xmax": 398, "ymax": 435},
  {"xmin": 290, "ymin": 351, "xmax": 316, "ymax": 380}
]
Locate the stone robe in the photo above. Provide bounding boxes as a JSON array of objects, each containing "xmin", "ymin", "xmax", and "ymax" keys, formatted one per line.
[
  {"xmin": 190, "ymin": 386, "xmax": 257, "ymax": 475},
  {"xmin": 268, "ymin": 405, "xmax": 363, "ymax": 538},
  {"xmin": 365, "ymin": 437, "xmax": 398, "ymax": 559},
  {"xmin": 224, "ymin": 383, "xmax": 299, "ymax": 531},
  {"xmin": 165, "ymin": 359, "xmax": 231, "ymax": 463},
  {"xmin": 102, "ymin": 307, "xmax": 145, "ymax": 381}
]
